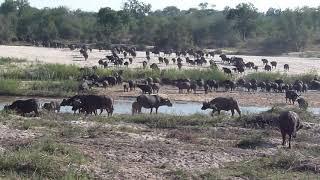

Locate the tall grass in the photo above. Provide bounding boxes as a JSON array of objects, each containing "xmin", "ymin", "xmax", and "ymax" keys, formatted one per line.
[
  {"xmin": 24, "ymin": 64, "xmax": 82, "ymax": 81},
  {"xmin": 28, "ymin": 80, "xmax": 79, "ymax": 97},
  {"xmin": 244, "ymin": 71, "xmax": 317, "ymax": 83},
  {"xmin": 0, "ymin": 79, "xmax": 78, "ymax": 97},
  {"xmin": 0, "ymin": 63, "xmax": 229, "ymax": 81},
  {"xmin": 0, "ymin": 79, "xmax": 21, "ymax": 95}
]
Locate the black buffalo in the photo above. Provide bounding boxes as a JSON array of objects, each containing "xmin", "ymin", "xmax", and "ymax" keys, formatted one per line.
[
  {"xmin": 136, "ymin": 94, "xmax": 172, "ymax": 114},
  {"xmin": 4, "ymin": 99, "xmax": 39, "ymax": 116},
  {"xmin": 201, "ymin": 97, "xmax": 241, "ymax": 117},
  {"xmin": 285, "ymin": 90, "xmax": 299, "ymax": 104},
  {"xmin": 61, "ymin": 95, "xmax": 114, "ymax": 116},
  {"xmin": 137, "ymin": 84, "xmax": 153, "ymax": 94},
  {"xmin": 279, "ymin": 111, "xmax": 303, "ymax": 148}
]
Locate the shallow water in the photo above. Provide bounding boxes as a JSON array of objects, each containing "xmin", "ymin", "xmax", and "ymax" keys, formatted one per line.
[{"xmin": 0, "ymin": 96, "xmax": 319, "ymax": 116}]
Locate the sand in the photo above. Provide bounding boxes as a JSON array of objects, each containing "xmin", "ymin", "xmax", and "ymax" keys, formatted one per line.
[{"xmin": 0, "ymin": 45, "xmax": 319, "ymax": 75}]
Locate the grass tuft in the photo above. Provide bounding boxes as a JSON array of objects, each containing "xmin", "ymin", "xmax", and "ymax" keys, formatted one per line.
[{"xmin": 0, "ymin": 139, "xmax": 88, "ymax": 179}]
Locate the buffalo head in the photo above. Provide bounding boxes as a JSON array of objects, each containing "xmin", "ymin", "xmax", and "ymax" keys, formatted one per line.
[
  {"xmin": 3, "ymin": 105, "xmax": 10, "ymax": 111},
  {"xmin": 201, "ymin": 102, "xmax": 211, "ymax": 110},
  {"xmin": 60, "ymin": 99, "xmax": 69, "ymax": 106},
  {"xmin": 160, "ymin": 98, "xmax": 172, "ymax": 107}
]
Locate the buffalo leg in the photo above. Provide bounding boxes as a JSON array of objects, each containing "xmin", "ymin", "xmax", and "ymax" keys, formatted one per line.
[
  {"xmin": 150, "ymin": 108, "xmax": 153, "ymax": 114},
  {"xmin": 156, "ymin": 108, "xmax": 158, "ymax": 114},
  {"xmin": 288, "ymin": 135, "xmax": 292, "ymax": 149},
  {"xmin": 231, "ymin": 109, "xmax": 235, "ymax": 117},
  {"xmin": 281, "ymin": 130, "xmax": 286, "ymax": 146}
]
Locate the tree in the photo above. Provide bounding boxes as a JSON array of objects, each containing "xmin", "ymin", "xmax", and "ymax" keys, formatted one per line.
[
  {"xmin": 123, "ymin": 0, "xmax": 151, "ymax": 18},
  {"xmin": 226, "ymin": 3, "xmax": 258, "ymax": 41},
  {"xmin": 161, "ymin": 6, "xmax": 180, "ymax": 16},
  {"xmin": 199, "ymin": 2, "xmax": 208, "ymax": 10},
  {"xmin": 0, "ymin": 0, "xmax": 17, "ymax": 15}
]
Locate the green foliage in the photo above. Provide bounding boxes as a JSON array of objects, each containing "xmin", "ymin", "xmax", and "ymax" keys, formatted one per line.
[
  {"xmin": 244, "ymin": 71, "xmax": 317, "ymax": 84},
  {"xmin": 28, "ymin": 80, "xmax": 78, "ymax": 97},
  {"xmin": 0, "ymin": 79, "xmax": 21, "ymax": 95},
  {"xmin": 226, "ymin": 3, "xmax": 258, "ymax": 41},
  {"xmin": 0, "ymin": 139, "xmax": 88, "ymax": 179},
  {"xmin": 1, "ymin": 0, "xmax": 319, "ymax": 52},
  {"xmin": 0, "ymin": 57, "xmax": 26, "ymax": 65}
]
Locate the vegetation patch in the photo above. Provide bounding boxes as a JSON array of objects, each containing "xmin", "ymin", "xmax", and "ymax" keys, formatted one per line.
[
  {"xmin": 0, "ymin": 57, "xmax": 26, "ymax": 65},
  {"xmin": 0, "ymin": 79, "xmax": 22, "ymax": 95},
  {"xmin": 236, "ymin": 133, "xmax": 266, "ymax": 149},
  {"xmin": 102, "ymin": 114, "xmax": 228, "ymax": 129},
  {"xmin": 244, "ymin": 71, "xmax": 317, "ymax": 84},
  {"xmin": 0, "ymin": 139, "xmax": 89, "ymax": 179}
]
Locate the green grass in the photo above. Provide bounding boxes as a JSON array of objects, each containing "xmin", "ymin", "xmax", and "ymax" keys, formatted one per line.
[
  {"xmin": 96, "ymin": 113, "xmax": 228, "ymax": 129},
  {"xmin": 0, "ymin": 63, "xmax": 229, "ymax": 81},
  {"xmin": 28, "ymin": 80, "xmax": 79, "ymax": 97},
  {"xmin": 0, "ymin": 79, "xmax": 79, "ymax": 97},
  {"xmin": 244, "ymin": 71, "xmax": 317, "ymax": 84},
  {"xmin": 0, "ymin": 139, "xmax": 89, "ymax": 179},
  {"xmin": 0, "ymin": 57, "xmax": 26, "ymax": 65},
  {"xmin": 0, "ymin": 79, "xmax": 22, "ymax": 95}
]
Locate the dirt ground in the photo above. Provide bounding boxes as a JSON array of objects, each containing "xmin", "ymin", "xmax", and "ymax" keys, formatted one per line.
[
  {"xmin": 1, "ymin": 113, "xmax": 320, "ymax": 179},
  {"xmin": 0, "ymin": 45, "xmax": 319, "ymax": 75},
  {"xmin": 99, "ymin": 85, "xmax": 320, "ymax": 108}
]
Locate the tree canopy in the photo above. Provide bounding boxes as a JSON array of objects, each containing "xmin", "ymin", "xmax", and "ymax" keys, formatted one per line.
[{"xmin": 0, "ymin": 0, "xmax": 319, "ymax": 53}]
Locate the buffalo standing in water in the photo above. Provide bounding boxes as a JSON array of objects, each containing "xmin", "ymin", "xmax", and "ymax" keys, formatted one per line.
[
  {"xmin": 201, "ymin": 97, "xmax": 241, "ymax": 117},
  {"xmin": 136, "ymin": 94, "xmax": 172, "ymax": 114}
]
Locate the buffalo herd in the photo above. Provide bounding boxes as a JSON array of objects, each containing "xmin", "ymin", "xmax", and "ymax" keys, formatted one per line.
[{"xmin": 2, "ymin": 44, "xmax": 318, "ymax": 149}]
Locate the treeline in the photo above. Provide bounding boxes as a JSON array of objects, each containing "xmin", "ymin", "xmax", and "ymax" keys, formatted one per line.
[{"xmin": 1, "ymin": 0, "xmax": 320, "ymax": 53}]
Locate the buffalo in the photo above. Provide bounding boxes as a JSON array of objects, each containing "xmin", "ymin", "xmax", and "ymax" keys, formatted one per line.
[
  {"xmin": 270, "ymin": 61, "xmax": 277, "ymax": 68},
  {"xmin": 137, "ymin": 84, "xmax": 153, "ymax": 94},
  {"xmin": 297, "ymin": 98, "xmax": 308, "ymax": 110},
  {"xmin": 285, "ymin": 90, "xmax": 300, "ymax": 104},
  {"xmin": 4, "ymin": 99, "xmax": 39, "ymax": 116},
  {"xmin": 61, "ymin": 95, "xmax": 114, "ymax": 116},
  {"xmin": 176, "ymin": 82, "xmax": 191, "ymax": 93},
  {"xmin": 279, "ymin": 111, "xmax": 303, "ymax": 148},
  {"xmin": 201, "ymin": 97, "xmax": 241, "ymax": 117},
  {"xmin": 264, "ymin": 65, "xmax": 271, "ymax": 71},
  {"xmin": 131, "ymin": 101, "xmax": 141, "ymax": 115},
  {"xmin": 136, "ymin": 94, "xmax": 172, "ymax": 114},
  {"xmin": 43, "ymin": 101, "xmax": 61, "ymax": 112}
]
